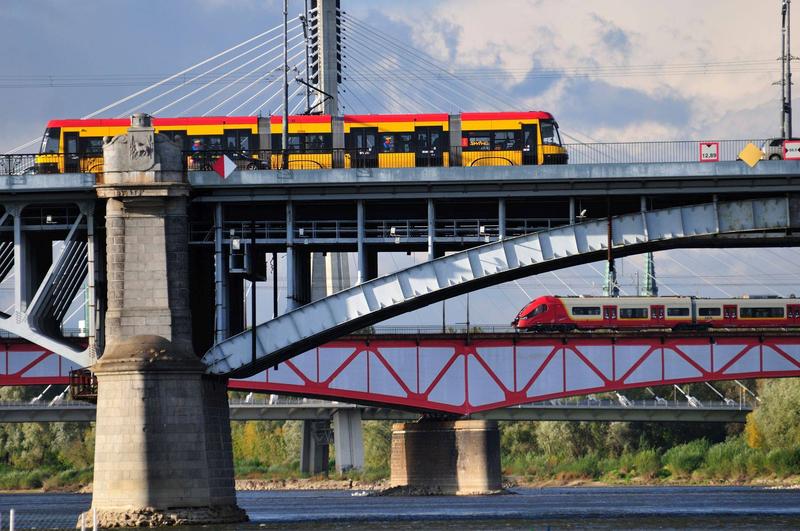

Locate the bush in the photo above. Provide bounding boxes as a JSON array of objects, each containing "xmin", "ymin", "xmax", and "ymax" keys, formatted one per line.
[
  {"xmin": 702, "ymin": 438, "xmax": 755, "ymax": 480},
  {"xmin": 663, "ymin": 439, "xmax": 709, "ymax": 477},
  {"xmin": 632, "ymin": 449, "xmax": 661, "ymax": 479},
  {"xmin": 555, "ymin": 453, "xmax": 600, "ymax": 481},
  {"xmin": 766, "ymin": 448, "xmax": 800, "ymax": 477}
]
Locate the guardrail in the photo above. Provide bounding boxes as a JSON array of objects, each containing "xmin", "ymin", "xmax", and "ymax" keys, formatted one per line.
[{"xmin": 1, "ymin": 139, "xmax": 781, "ymax": 175}]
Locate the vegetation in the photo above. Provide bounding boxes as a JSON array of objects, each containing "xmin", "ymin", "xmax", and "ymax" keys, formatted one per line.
[{"xmin": 1, "ymin": 379, "xmax": 800, "ymax": 490}]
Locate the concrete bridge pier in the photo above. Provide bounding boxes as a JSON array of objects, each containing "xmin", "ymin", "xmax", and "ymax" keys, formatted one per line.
[
  {"xmin": 85, "ymin": 114, "xmax": 246, "ymax": 527},
  {"xmin": 390, "ymin": 420, "xmax": 502, "ymax": 495}
]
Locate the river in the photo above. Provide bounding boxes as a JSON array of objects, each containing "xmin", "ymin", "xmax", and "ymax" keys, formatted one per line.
[{"xmin": 1, "ymin": 486, "xmax": 799, "ymax": 529}]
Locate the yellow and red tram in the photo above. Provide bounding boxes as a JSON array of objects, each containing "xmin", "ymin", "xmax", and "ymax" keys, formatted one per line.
[{"xmin": 37, "ymin": 111, "xmax": 568, "ymax": 172}]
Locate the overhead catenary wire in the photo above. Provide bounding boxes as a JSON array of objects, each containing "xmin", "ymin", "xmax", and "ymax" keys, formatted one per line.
[
  {"xmin": 151, "ymin": 28, "xmax": 304, "ymax": 116},
  {"xmin": 187, "ymin": 37, "xmax": 308, "ymax": 116},
  {"xmin": 247, "ymin": 60, "xmax": 307, "ymax": 116},
  {"xmin": 341, "ymin": 21, "xmax": 465, "ymax": 112},
  {"xmin": 341, "ymin": 47, "xmax": 425, "ymax": 113},
  {"xmin": 199, "ymin": 43, "xmax": 308, "ymax": 116},
  {"xmin": 342, "ymin": 14, "xmax": 518, "ymax": 110},
  {"xmin": 98, "ymin": 21, "xmax": 293, "ymax": 118},
  {"xmin": 342, "ymin": 17, "xmax": 506, "ymax": 111}
]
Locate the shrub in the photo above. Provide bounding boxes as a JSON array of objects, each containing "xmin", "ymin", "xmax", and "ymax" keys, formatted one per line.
[
  {"xmin": 632, "ymin": 449, "xmax": 661, "ymax": 480},
  {"xmin": 663, "ymin": 439, "xmax": 709, "ymax": 477},
  {"xmin": 766, "ymin": 448, "xmax": 800, "ymax": 477}
]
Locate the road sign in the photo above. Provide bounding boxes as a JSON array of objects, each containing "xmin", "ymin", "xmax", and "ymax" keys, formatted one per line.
[
  {"xmin": 784, "ymin": 140, "xmax": 800, "ymax": 160},
  {"xmin": 738, "ymin": 143, "xmax": 762, "ymax": 168},
  {"xmin": 212, "ymin": 155, "xmax": 236, "ymax": 179},
  {"xmin": 699, "ymin": 142, "xmax": 719, "ymax": 162}
]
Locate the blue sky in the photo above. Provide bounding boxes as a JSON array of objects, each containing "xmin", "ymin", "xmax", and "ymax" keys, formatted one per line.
[{"xmin": 1, "ymin": 0, "xmax": 798, "ymax": 326}]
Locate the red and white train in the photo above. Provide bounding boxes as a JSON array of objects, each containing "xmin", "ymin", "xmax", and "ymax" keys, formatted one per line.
[{"xmin": 513, "ymin": 295, "xmax": 800, "ymax": 331}]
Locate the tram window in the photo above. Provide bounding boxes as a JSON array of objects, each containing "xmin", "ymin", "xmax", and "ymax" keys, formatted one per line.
[
  {"xmin": 41, "ymin": 128, "xmax": 60, "ymax": 153},
  {"xmin": 79, "ymin": 137, "xmax": 104, "ymax": 154},
  {"xmin": 286, "ymin": 135, "xmax": 302, "ymax": 151},
  {"xmin": 541, "ymin": 120, "xmax": 563, "ymax": 146},
  {"xmin": 224, "ymin": 129, "xmax": 251, "ymax": 151},
  {"xmin": 620, "ymin": 308, "xmax": 648, "ymax": 319},
  {"xmin": 698, "ymin": 307, "xmax": 721, "ymax": 317},
  {"xmin": 740, "ymin": 307, "xmax": 784, "ymax": 318},
  {"xmin": 207, "ymin": 136, "xmax": 223, "ymax": 150},
  {"xmin": 381, "ymin": 135, "xmax": 395, "ymax": 152},
  {"xmin": 305, "ymin": 134, "xmax": 330, "ymax": 151},
  {"xmin": 494, "ymin": 131, "xmax": 520, "ymax": 150},
  {"xmin": 573, "ymin": 306, "xmax": 601, "ymax": 316},
  {"xmin": 162, "ymin": 130, "xmax": 187, "ymax": 149},
  {"xmin": 463, "ymin": 132, "xmax": 492, "ymax": 151},
  {"xmin": 667, "ymin": 307, "xmax": 690, "ymax": 317}
]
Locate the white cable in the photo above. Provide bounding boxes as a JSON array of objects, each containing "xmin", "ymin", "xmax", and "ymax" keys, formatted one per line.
[
  {"xmin": 87, "ymin": 22, "xmax": 289, "ymax": 119},
  {"xmin": 244, "ymin": 58, "xmax": 306, "ymax": 116},
  {"xmin": 662, "ymin": 252, "xmax": 733, "ymax": 297},
  {"xmin": 154, "ymin": 28, "xmax": 304, "ymax": 115},
  {"xmin": 201, "ymin": 42, "xmax": 307, "ymax": 116}
]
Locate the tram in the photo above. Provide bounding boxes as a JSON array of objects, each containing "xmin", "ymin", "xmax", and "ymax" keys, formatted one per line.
[{"xmin": 35, "ymin": 111, "xmax": 568, "ymax": 172}]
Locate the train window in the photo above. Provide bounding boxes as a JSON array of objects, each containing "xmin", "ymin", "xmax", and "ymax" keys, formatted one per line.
[
  {"xmin": 573, "ymin": 306, "xmax": 601, "ymax": 316},
  {"xmin": 523, "ymin": 304, "xmax": 547, "ymax": 318},
  {"xmin": 40, "ymin": 128, "xmax": 60, "ymax": 153},
  {"xmin": 620, "ymin": 308, "xmax": 648, "ymax": 319},
  {"xmin": 667, "ymin": 307, "xmax": 690, "ymax": 317},
  {"xmin": 541, "ymin": 120, "xmax": 563, "ymax": 146},
  {"xmin": 740, "ymin": 307, "xmax": 785, "ymax": 318},
  {"xmin": 698, "ymin": 307, "xmax": 721, "ymax": 317},
  {"xmin": 162, "ymin": 130, "xmax": 187, "ymax": 149}
]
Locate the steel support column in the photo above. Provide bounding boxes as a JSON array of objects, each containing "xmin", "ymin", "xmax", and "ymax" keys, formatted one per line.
[
  {"xmin": 498, "ymin": 198, "xmax": 506, "ymax": 240},
  {"xmin": 427, "ymin": 198, "xmax": 435, "ymax": 261},
  {"xmin": 286, "ymin": 202, "xmax": 296, "ymax": 311},
  {"xmin": 357, "ymin": 199, "xmax": 366, "ymax": 284},
  {"xmin": 214, "ymin": 203, "xmax": 227, "ymax": 342}
]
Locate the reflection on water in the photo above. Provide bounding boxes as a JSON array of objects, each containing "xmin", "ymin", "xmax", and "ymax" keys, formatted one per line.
[{"xmin": 1, "ymin": 486, "xmax": 800, "ymax": 529}]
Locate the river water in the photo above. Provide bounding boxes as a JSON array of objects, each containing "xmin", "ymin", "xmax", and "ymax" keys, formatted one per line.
[{"xmin": 1, "ymin": 486, "xmax": 800, "ymax": 529}]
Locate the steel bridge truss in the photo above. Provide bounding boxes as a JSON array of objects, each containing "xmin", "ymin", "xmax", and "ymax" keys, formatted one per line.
[
  {"xmin": 0, "ymin": 202, "xmax": 94, "ymax": 369},
  {"xmin": 203, "ymin": 197, "xmax": 799, "ymax": 377},
  {"xmin": 229, "ymin": 336, "xmax": 793, "ymax": 415}
]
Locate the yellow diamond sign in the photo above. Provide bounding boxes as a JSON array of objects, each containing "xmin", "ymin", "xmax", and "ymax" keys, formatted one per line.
[{"xmin": 738, "ymin": 143, "xmax": 762, "ymax": 168}]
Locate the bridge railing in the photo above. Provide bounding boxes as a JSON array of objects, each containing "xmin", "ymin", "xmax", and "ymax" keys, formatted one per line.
[
  {"xmin": 562, "ymin": 139, "xmax": 770, "ymax": 164},
  {"xmin": 0, "ymin": 139, "xmax": 778, "ymax": 176}
]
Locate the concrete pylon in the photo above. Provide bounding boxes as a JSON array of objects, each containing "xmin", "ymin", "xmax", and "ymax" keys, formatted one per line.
[
  {"xmin": 333, "ymin": 409, "xmax": 364, "ymax": 473},
  {"xmin": 87, "ymin": 114, "xmax": 246, "ymax": 527},
  {"xmin": 390, "ymin": 420, "xmax": 502, "ymax": 495}
]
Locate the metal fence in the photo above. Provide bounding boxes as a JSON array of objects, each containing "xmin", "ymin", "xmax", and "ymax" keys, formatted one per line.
[{"xmin": 0, "ymin": 139, "xmax": 779, "ymax": 176}]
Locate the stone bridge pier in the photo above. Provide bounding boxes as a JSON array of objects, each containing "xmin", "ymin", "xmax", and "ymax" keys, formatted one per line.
[{"xmin": 83, "ymin": 114, "xmax": 246, "ymax": 527}]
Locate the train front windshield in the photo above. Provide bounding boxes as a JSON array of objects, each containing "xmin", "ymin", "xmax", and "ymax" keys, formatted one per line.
[
  {"xmin": 40, "ymin": 128, "xmax": 60, "ymax": 153},
  {"xmin": 540, "ymin": 120, "xmax": 562, "ymax": 146}
]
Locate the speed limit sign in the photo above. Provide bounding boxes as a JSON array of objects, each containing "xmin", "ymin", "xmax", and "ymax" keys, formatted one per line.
[{"xmin": 699, "ymin": 142, "xmax": 719, "ymax": 162}]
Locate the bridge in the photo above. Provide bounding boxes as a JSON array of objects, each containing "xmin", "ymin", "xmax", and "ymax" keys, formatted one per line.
[
  {"xmin": 0, "ymin": 397, "xmax": 752, "ymax": 424},
  {"xmin": 1, "ymin": 0, "xmax": 799, "ymax": 525}
]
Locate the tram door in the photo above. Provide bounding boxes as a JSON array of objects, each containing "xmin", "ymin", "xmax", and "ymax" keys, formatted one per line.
[
  {"xmin": 348, "ymin": 127, "xmax": 378, "ymax": 168},
  {"xmin": 415, "ymin": 126, "xmax": 444, "ymax": 167},
  {"xmin": 64, "ymin": 132, "xmax": 80, "ymax": 173},
  {"xmin": 522, "ymin": 124, "xmax": 539, "ymax": 165},
  {"xmin": 723, "ymin": 305, "xmax": 738, "ymax": 325}
]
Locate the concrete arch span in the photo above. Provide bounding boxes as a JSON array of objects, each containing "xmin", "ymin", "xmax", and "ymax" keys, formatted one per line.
[{"xmin": 203, "ymin": 197, "xmax": 800, "ymax": 378}]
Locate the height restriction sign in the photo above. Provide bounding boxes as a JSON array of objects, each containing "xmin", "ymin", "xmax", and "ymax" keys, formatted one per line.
[{"xmin": 699, "ymin": 142, "xmax": 719, "ymax": 162}]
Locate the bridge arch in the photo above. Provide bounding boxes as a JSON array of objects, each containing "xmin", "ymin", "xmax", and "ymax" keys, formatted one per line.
[{"xmin": 203, "ymin": 197, "xmax": 799, "ymax": 378}]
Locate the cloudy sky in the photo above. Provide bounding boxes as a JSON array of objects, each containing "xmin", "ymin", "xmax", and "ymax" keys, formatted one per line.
[
  {"xmin": 0, "ymin": 0, "xmax": 791, "ymax": 150},
  {"xmin": 1, "ymin": 0, "xmax": 799, "ymax": 325}
]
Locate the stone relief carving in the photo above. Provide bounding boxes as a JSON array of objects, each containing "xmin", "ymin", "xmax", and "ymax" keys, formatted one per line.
[{"xmin": 102, "ymin": 114, "xmax": 183, "ymax": 174}]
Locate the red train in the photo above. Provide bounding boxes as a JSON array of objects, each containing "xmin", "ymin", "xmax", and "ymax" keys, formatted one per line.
[{"xmin": 513, "ymin": 295, "xmax": 800, "ymax": 331}]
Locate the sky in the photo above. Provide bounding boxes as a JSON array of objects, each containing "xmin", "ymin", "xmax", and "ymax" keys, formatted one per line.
[{"xmin": 1, "ymin": 0, "xmax": 800, "ymax": 326}]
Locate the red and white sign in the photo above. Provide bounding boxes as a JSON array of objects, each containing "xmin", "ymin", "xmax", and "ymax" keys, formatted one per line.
[
  {"xmin": 699, "ymin": 142, "xmax": 719, "ymax": 162},
  {"xmin": 212, "ymin": 155, "xmax": 236, "ymax": 179},
  {"xmin": 784, "ymin": 140, "xmax": 800, "ymax": 160}
]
